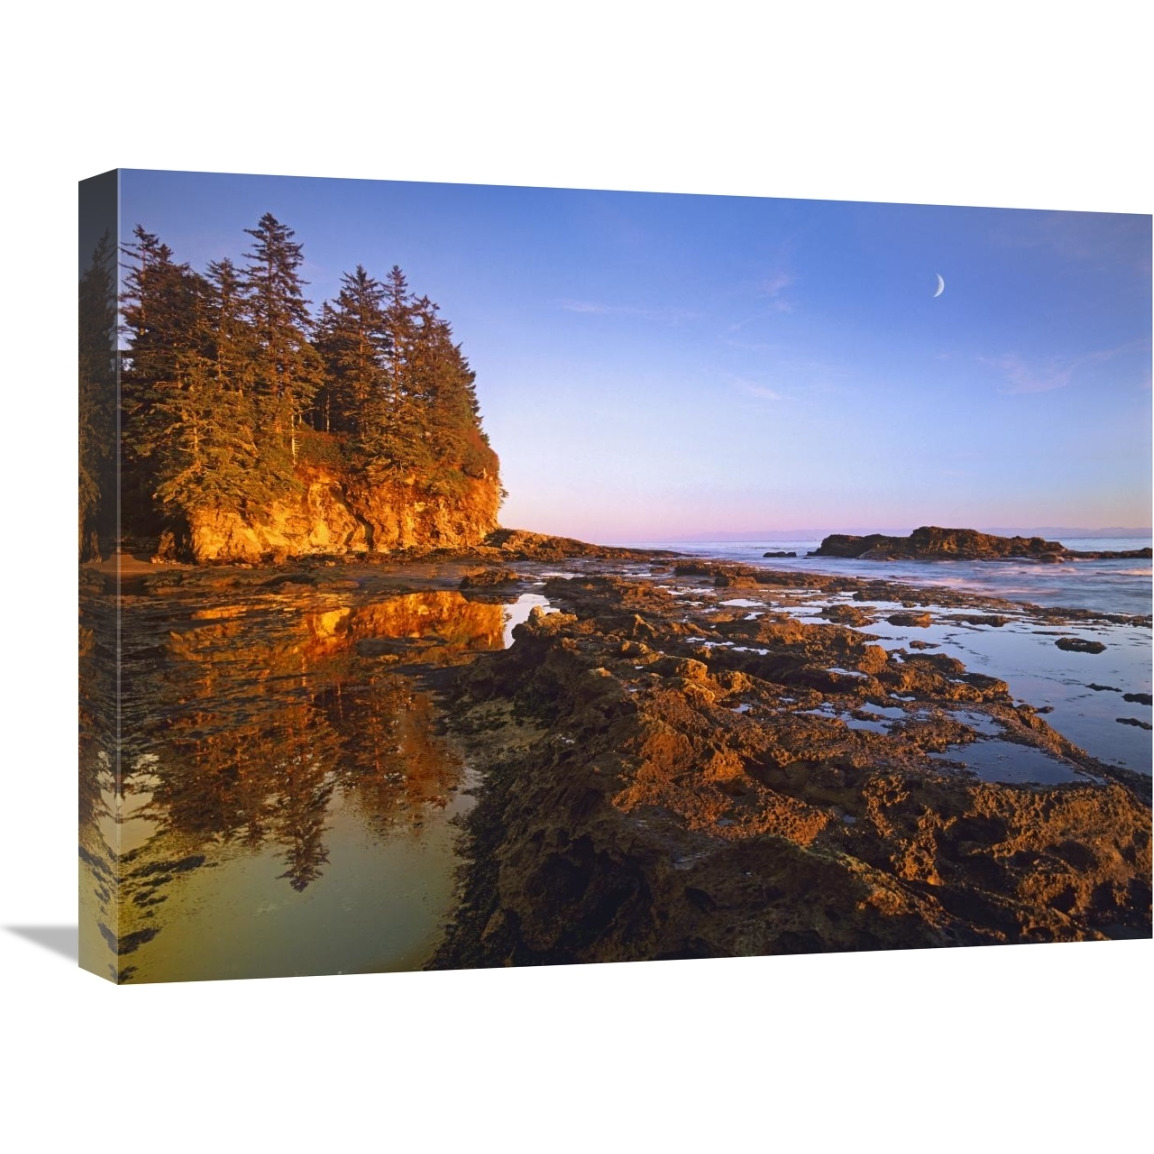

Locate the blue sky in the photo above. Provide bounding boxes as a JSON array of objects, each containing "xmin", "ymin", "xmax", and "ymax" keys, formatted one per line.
[{"xmin": 119, "ymin": 170, "xmax": 1152, "ymax": 539}]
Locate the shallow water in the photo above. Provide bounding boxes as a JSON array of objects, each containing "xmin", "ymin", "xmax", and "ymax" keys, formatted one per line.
[
  {"xmin": 864, "ymin": 614, "xmax": 1151, "ymax": 774},
  {"xmin": 80, "ymin": 546, "xmax": 1152, "ymax": 981},
  {"xmin": 645, "ymin": 539, "xmax": 1151, "ymax": 777},
  {"xmin": 628, "ymin": 537, "xmax": 1153, "ymax": 616},
  {"xmin": 930, "ymin": 740, "xmax": 1084, "ymax": 786},
  {"xmin": 80, "ymin": 581, "xmax": 543, "ymax": 983}
]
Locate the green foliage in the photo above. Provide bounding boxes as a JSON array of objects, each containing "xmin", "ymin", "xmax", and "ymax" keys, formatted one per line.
[
  {"xmin": 78, "ymin": 231, "xmax": 118, "ymax": 558},
  {"xmin": 296, "ymin": 429, "xmax": 351, "ymax": 471},
  {"xmin": 118, "ymin": 215, "xmax": 500, "ymax": 542}
]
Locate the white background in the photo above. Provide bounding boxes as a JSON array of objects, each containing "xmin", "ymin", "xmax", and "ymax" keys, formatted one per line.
[{"xmin": 1, "ymin": 3, "xmax": 1149, "ymax": 1149}]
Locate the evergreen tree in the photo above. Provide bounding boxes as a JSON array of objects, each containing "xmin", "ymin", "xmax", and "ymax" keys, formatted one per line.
[
  {"xmin": 313, "ymin": 265, "xmax": 390, "ymax": 437},
  {"xmin": 414, "ymin": 299, "xmax": 482, "ymax": 452},
  {"xmin": 204, "ymin": 257, "xmax": 255, "ymax": 396},
  {"xmin": 78, "ymin": 231, "xmax": 118, "ymax": 559},
  {"xmin": 240, "ymin": 213, "xmax": 323, "ymax": 463},
  {"xmin": 375, "ymin": 265, "xmax": 429, "ymax": 471},
  {"xmin": 120, "ymin": 227, "xmax": 206, "ymax": 530},
  {"xmin": 397, "ymin": 287, "xmax": 498, "ymax": 491},
  {"xmin": 150, "ymin": 268, "xmax": 293, "ymax": 516}
]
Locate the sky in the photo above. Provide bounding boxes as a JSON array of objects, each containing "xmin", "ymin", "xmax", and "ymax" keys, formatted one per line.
[{"xmin": 118, "ymin": 169, "xmax": 1152, "ymax": 541}]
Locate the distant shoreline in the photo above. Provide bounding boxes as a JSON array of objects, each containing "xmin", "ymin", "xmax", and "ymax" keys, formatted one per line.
[{"xmin": 601, "ymin": 529, "xmax": 1154, "ymax": 546}]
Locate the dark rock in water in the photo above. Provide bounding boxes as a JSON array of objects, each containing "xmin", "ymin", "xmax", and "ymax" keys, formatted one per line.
[
  {"xmin": 820, "ymin": 604, "xmax": 875, "ymax": 627},
  {"xmin": 1117, "ymin": 717, "xmax": 1153, "ymax": 731},
  {"xmin": 954, "ymin": 614, "xmax": 1011, "ymax": 627},
  {"xmin": 1056, "ymin": 637, "xmax": 1107, "ymax": 654},
  {"xmin": 460, "ymin": 567, "xmax": 519, "ymax": 589},
  {"xmin": 1122, "ymin": 692, "xmax": 1153, "ymax": 706},
  {"xmin": 888, "ymin": 611, "xmax": 933, "ymax": 628},
  {"xmin": 1088, "ymin": 683, "xmax": 1123, "ymax": 693},
  {"xmin": 1067, "ymin": 547, "xmax": 1153, "ymax": 560},
  {"xmin": 908, "ymin": 640, "xmax": 939, "ymax": 650},
  {"xmin": 763, "ymin": 550, "xmax": 797, "ymax": 558},
  {"xmin": 811, "ymin": 525, "xmax": 1149, "ymax": 563},
  {"xmin": 262, "ymin": 571, "xmax": 319, "ymax": 588}
]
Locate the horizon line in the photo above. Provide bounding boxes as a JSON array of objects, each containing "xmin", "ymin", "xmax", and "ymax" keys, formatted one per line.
[{"xmin": 594, "ymin": 525, "xmax": 1154, "ymax": 543}]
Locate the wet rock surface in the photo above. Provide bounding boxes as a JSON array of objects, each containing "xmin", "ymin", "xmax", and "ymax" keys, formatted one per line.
[
  {"xmin": 432, "ymin": 566, "xmax": 1152, "ymax": 969},
  {"xmin": 1056, "ymin": 637, "xmax": 1107, "ymax": 654},
  {"xmin": 460, "ymin": 567, "xmax": 521, "ymax": 589}
]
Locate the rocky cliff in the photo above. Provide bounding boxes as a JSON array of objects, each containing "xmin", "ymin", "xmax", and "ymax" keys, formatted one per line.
[{"xmin": 156, "ymin": 463, "xmax": 502, "ymax": 564}]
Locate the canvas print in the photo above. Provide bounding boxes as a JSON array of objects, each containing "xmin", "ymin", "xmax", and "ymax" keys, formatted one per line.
[{"xmin": 79, "ymin": 170, "xmax": 1152, "ymax": 983}]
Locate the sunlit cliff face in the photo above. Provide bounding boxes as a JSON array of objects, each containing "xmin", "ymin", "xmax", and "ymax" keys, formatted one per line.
[
  {"xmin": 182, "ymin": 469, "xmax": 503, "ymax": 565},
  {"xmin": 79, "ymin": 581, "xmax": 507, "ymax": 982}
]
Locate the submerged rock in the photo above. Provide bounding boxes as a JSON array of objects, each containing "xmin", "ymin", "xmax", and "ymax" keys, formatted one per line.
[{"xmin": 1056, "ymin": 637, "xmax": 1107, "ymax": 654}]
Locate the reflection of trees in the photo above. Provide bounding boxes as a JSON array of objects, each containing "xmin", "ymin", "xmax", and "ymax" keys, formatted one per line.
[
  {"xmin": 324, "ymin": 670, "xmax": 463, "ymax": 834},
  {"xmin": 347, "ymin": 592, "xmax": 505, "ymax": 656},
  {"xmin": 93, "ymin": 588, "xmax": 503, "ymax": 973},
  {"xmin": 79, "ymin": 585, "xmax": 123, "ymax": 980}
]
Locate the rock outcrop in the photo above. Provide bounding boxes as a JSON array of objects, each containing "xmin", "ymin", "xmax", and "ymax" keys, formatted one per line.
[
  {"xmin": 811, "ymin": 526, "xmax": 1151, "ymax": 562},
  {"xmin": 483, "ymin": 529, "xmax": 680, "ymax": 562},
  {"xmin": 156, "ymin": 464, "xmax": 502, "ymax": 564},
  {"xmin": 432, "ymin": 573, "xmax": 1151, "ymax": 968}
]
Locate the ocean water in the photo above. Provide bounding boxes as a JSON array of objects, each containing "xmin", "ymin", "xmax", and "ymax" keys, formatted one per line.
[
  {"xmin": 610, "ymin": 535, "xmax": 1151, "ymax": 778},
  {"xmin": 624, "ymin": 537, "xmax": 1152, "ymax": 617}
]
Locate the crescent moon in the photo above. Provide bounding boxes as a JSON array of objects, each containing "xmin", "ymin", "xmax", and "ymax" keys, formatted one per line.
[{"xmin": 933, "ymin": 274, "xmax": 945, "ymax": 298}]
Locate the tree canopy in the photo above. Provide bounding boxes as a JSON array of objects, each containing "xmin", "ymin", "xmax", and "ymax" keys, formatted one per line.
[{"xmin": 117, "ymin": 215, "xmax": 499, "ymax": 536}]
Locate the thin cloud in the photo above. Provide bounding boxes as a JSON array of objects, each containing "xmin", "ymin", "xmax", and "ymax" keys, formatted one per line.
[
  {"xmin": 724, "ymin": 270, "xmax": 799, "ymax": 337},
  {"xmin": 981, "ymin": 343, "xmax": 1138, "ymax": 394},
  {"xmin": 760, "ymin": 271, "xmax": 795, "ymax": 313},
  {"xmin": 736, "ymin": 378, "xmax": 783, "ymax": 401},
  {"xmin": 981, "ymin": 353, "xmax": 1075, "ymax": 394}
]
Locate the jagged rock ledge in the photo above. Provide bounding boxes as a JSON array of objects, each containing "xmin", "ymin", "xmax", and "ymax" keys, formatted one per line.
[
  {"xmin": 429, "ymin": 568, "xmax": 1152, "ymax": 969},
  {"xmin": 810, "ymin": 526, "xmax": 1152, "ymax": 563}
]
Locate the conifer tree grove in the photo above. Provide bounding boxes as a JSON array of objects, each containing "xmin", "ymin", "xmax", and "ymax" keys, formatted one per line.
[
  {"xmin": 78, "ymin": 231, "xmax": 118, "ymax": 559},
  {"xmin": 116, "ymin": 214, "xmax": 499, "ymax": 545}
]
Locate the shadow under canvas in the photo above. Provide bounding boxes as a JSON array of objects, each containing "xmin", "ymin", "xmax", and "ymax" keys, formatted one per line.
[{"xmin": 7, "ymin": 926, "xmax": 79, "ymax": 964}]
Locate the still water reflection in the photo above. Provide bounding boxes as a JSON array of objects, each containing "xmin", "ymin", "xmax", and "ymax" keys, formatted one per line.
[{"xmin": 80, "ymin": 576, "xmax": 524, "ymax": 983}]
